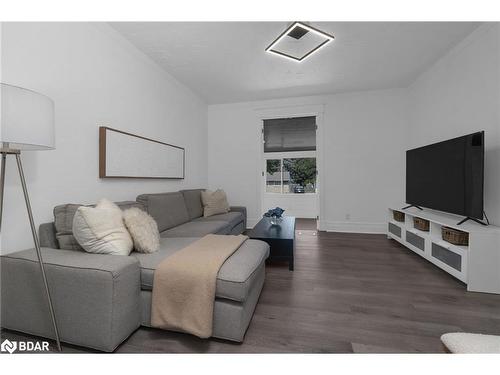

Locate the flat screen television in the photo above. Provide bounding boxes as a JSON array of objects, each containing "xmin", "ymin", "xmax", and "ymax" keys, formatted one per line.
[{"xmin": 406, "ymin": 131, "xmax": 484, "ymax": 221}]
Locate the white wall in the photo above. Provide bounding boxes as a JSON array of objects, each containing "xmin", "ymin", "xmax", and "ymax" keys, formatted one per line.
[
  {"xmin": 2, "ymin": 21, "xmax": 494, "ymax": 249},
  {"xmin": 208, "ymin": 90, "xmax": 408, "ymax": 232},
  {"xmin": 408, "ymin": 23, "xmax": 500, "ymax": 226},
  {"xmin": 209, "ymin": 24, "xmax": 500, "ymax": 232},
  {"xmin": 0, "ymin": 23, "xmax": 208, "ymax": 253}
]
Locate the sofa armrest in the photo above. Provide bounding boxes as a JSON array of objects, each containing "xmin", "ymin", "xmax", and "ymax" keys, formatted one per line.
[
  {"xmin": 1, "ymin": 248, "xmax": 141, "ymax": 352},
  {"xmin": 230, "ymin": 206, "xmax": 247, "ymax": 229},
  {"xmin": 39, "ymin": 222, "xmax": 59, "ymax": 249}
]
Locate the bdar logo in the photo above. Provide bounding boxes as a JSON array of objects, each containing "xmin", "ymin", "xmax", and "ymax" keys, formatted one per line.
[
  {"xmin": 0, "ymin": 339, "xmax": 48, "ymax": 353},
  {"xmin": 1, "ymin": 339, "xmax": 17, "ymax": 354}
]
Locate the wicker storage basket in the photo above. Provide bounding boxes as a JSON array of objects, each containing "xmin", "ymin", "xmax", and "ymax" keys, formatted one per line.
[
  {"xmin": 442, "ymin": 226, "xmax": 469, "ymax": 246},
  {"xmin": 393, "ymin": 211, "xmax": 405, "ymax": 222},
  {"xmin": 413, "ymin": 217, "xmax": 430, "ymax": 231}
]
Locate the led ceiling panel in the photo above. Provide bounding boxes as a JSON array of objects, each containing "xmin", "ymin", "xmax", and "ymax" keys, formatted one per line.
[{"xmin": 265, "ymin": 22, "xmax": 334, "ymax": 62}]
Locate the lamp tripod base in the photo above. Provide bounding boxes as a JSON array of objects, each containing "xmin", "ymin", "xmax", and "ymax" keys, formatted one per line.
[{"xmin": 0, "ymin": 149, "xmax": 62, "ymax": 352}]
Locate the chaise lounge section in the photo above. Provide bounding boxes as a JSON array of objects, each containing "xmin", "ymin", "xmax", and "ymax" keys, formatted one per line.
[
  {"xmin": 0, "ymin": 189, "xmax": 269, "ymax": 352},
  {"xmin": 137, "ymin": 189, "xmax": 247, "ymax": 237}
]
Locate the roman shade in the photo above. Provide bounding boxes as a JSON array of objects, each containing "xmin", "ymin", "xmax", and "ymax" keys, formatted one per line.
[{"xmin": 263, "ymin": 116, "xmax": 316, "ymax": 153}]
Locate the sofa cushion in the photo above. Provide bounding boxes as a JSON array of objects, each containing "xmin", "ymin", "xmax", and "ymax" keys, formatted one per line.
[
  {"xmin": 160, "ymin": 221, "xmax": 230, "ymax": 238},
  {"xmin": 132, "ymin": 238, "xmax": 270, "ymax": 302},
  {"xmin": 73, "ymin": 199, "xmax": 133, "ymax": 256},
  {"xmin": 180, "ymin": 189, "xmax": 205, "ymax": 220},
  {"xmin": 136, "ymin": 192, "xmax": 190, "ymax": 232},
  {"xmin": 54, "ymin": 204, "xmax": 85, "ymax": 250},
  {"xmin": 133, "ymin": 238, "xmax": 196, "ymax": 292},
  {"xmin": 216, "ymin": 239, "xmax": 269, "ymax": 301},
  {"xmin": 193, "ymin": 211, "xmax": 244, "ymax": 230},
  {"xmin": 201, "ymin": 189, "xmax": 230, "ymax": 217},
  {"xmin": 54, "ymin": 201, "xmax": 142, "ymax": 251},
  {"xmin": 123, "ymin": 208, "xmax": 160, "ymax": 253}
]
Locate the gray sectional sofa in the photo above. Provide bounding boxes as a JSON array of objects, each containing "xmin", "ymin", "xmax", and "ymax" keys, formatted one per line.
[{"xmin": 1, "ymin": 189, "xmax": 269, "ymax": 352}]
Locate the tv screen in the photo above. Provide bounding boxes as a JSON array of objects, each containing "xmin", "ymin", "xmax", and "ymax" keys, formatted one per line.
[{"xmin": 406, "ymin": 131, "xmax": 484, "ymax": 219}]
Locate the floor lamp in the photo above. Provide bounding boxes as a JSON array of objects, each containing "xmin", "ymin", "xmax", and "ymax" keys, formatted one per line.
[{"xmin": 0, "ymin": 83, "xmax": 61, "ymax": 351}]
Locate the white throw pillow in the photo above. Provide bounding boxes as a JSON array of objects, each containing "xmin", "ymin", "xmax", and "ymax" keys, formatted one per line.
[
  {"xmin": 123, "ymin": 207, "xmax": 160, "ymax": 253},
  {"xmin": 72, "ymin": 198, "xmax": 133, "ymax": 256},
  {"xmin": 201, "ymin": 189, "xmax": 230, "ymax": 217}
]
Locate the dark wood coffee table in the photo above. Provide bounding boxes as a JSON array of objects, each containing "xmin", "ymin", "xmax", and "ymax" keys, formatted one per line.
[{"xmin": 248, "ymin": 216, "xmax": 296, "ymax": 271}]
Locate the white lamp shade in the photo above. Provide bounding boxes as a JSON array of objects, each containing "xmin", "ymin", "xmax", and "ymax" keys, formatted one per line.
[{"xmin": 1, "ymin": 83, "xmax": 55, "ymax": 150}]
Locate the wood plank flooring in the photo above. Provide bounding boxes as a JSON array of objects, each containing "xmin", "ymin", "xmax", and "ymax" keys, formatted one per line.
[{"xmin": 2, "ymin": 221, "xmax": 500, "ymax": 353}]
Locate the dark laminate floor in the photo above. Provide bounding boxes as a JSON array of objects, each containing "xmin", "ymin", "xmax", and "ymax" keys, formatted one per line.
[{"xmin": 3, "ymin": 228, "xmax": 500, "ymax": 353}]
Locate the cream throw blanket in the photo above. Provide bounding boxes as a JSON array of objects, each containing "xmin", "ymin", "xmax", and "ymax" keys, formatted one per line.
[{"xmin": 151, "ymin": 234, "xmax": 248, "ymax": 338}]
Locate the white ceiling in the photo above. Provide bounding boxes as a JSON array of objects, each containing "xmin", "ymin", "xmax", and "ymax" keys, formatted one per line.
[{"xmin": 110, "ymin": 22, "xmax": 480, "ymax": 104}]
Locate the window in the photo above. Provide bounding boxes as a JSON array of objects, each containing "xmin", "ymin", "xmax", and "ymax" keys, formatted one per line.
[
  {"xmin": 266, "ymin": 157, "xmax": 317, "ymax": 194},
  {"xmin": 263, "ymin": 116, "xmax": 317, "ymax": 194},
  {"xmin": 266, "ymin": 159, "xmax": 282, "ymax": 193}
]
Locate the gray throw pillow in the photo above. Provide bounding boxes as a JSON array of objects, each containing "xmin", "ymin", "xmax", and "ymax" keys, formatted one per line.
[{"xmin": 201, "ymin": 189, "xmax": 230, "ymax": 217}]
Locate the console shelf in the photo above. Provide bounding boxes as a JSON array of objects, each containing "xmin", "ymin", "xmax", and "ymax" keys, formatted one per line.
[{"xmin": 387, "ymin": 206, "xmax": 500, "ymax": 294}]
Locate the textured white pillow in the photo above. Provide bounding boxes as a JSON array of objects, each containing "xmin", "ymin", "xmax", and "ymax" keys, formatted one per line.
[
  {"xmin": 201, "ymin": 189, "xmax": 230, "ymax": 217},
  {"xmin": 123, "ymin": 207, "xmax": 160, "ymax": 253},
  {"xmin": 72, "ymin": 198, "xmax": 133, "ymax": 256}
]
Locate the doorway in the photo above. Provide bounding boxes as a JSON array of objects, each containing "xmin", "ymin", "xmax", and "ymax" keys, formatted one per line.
[{"xmin": 261, "ymin": 116, "xmax": 319, "ymax": 226}]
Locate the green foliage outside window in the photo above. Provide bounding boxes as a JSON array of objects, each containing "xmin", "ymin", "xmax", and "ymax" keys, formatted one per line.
[
  {"xmin": 266, "ymin": 159, "xmax": 281, "ymax": 174},
  {"xmin": 284, "ymin": 158, "xmax": 317, "ymax": 189}
]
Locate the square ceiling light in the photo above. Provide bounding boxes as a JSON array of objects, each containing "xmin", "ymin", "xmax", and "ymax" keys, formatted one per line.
[{"xmin": 265, "ymin": 22, "xmax": 334, "ymax": 62}]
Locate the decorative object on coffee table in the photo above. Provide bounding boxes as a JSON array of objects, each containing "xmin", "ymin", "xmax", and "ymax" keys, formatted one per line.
[
  {"xmin": 249, "ymin": 215, "xmax": 295, "ymax": 270},
  {"xmin": 263, "ymin": 207, "xmax": 285, "ymax": 225},
  {"xmin": 0, "ymin": 83, "xmax": 61, "ymax": 351}
]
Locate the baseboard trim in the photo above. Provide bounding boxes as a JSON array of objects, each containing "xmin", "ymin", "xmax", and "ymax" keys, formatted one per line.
[
  {"xmin": 320, "ymin": 221, "xmax": 386, "ymax": 234},
  {"xmin": 248, "ymin": 218, "xmax": 386, "ymax": 234}
]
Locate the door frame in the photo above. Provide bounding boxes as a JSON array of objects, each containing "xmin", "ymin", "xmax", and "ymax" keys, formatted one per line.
[{"xmin": 254, "ymin": 104, "xmax": 325, "ymax": 229}]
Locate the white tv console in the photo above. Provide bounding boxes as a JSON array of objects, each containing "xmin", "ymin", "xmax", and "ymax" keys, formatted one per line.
[{"xmin": 387, "ymin": 206, "xmax": 500, "ymax": 294}]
